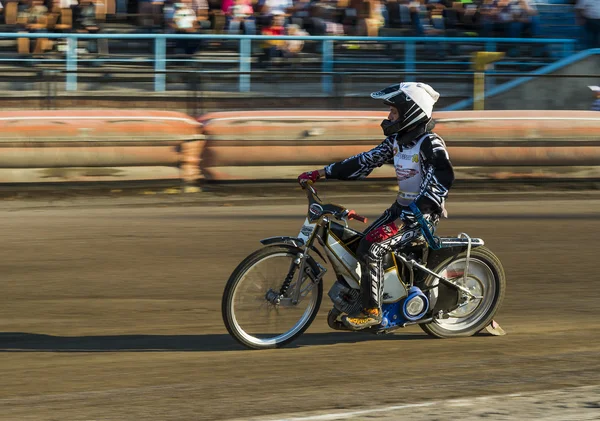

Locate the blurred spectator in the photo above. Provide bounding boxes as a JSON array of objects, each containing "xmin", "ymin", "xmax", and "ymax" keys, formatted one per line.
[
  {"xmin": 285, "ymin": 22, "xmax": 307, "ymax": 53},
  {"xmin": 515, "ymin": 0, "xmax": 544, "ymax": 56},
  {"xmin": 418, "ymin": 4, "xmax": 445, "ymax": 39},
  {"xmin": 419, "ymin": 1, "xmax": 460, "ymax": 56},
  {"xmin": 75, "ymin": 0, "xmax": 102, "ymax": 53},
  {"xmin": 259, "ymin": 9, "xmax": 285, "ymax": 64},
  {"xmin": 263, "ymin": 0, "xmax": 293, "ymax": 16},
  {"xmin": 164, "ymin": 0, "xmax": 203, "ymax": 55},
  {"xmin": 458, "ymin": 1, "xmax": 483, "ymax": 35},
  {"xmin": 302, "ymin": 3, "xmax": 328, "ymax": 35},
  {"xmin": 191, "ymin": 0, "xmax": 211, "ymax": 29},
  {"xmin": 75, "ymin": 0, "xmax": 99, "ymax": 32},
  {"xmin": 575, "ymin": 0, "xmax": 600, "ymax": 48},
  {"xmin": 339, "ymin": 0, "xmax": 359, "ymax": 35},
  {"xmin": 221, "ymin": 0, "xmax": 233, "ymax": 14},
  {"xmin": 385, "ymin": 0, "xmax": 422, "ymax": 35},
  {"xmin": 259, "ymin": 12, "xmax": 307, "ymax": 67},
  {"xmin": 18, "ymin": 0, "xmax": 49, "ymax": 27},
  {"xmin": 138, "ymin": 0, "xmax": 164, "ymax": 27},
  {"xmin": 516, "ymin": 0, "xmax": 539, "ymax": 36},
  {"xmin": 347, "ymin": 0, "xmax": 385, "ymax": 37},
  {"xmin": 365, "ymin": 0, "xmax": 386, "ymax": 36},
  {"xmin": 321, "ymin": 4, "xmax": 344, "ymax": 35},
  {"xmin": 481, "ymin": 0, "xmax": 521, "ymax": 38},
  {"xmin": 480, "ymin": 0, "xmax": 523, "ymax": 55},
  {"xmin": 17, "ymin": 0, "xmax": 51, "ymax": 54},
  {"xmin": 289, "ymin": 0, "xmax": 311, "ymax": 28},
  {"xmin": 424, "ymin": 6, "xmax": 446, "ymax": 34},
  {"xmin": 437, "ymin": 1, "xmax": 460, "ymax": 39},
  {"xmin": 299, "ymin": 3, "xmax": 343, "ymax": 35},
  {"xmin": 59, "ymin": 0, "xmax": 76, "ymax": 7},
  {"xmin": 3, "ymin": 0, "xmax": 586, "ymax": 66},
  {"xmin": 173, "ymin": 1, "xmax": 197, "ymax": 29},
  {"xmin": 226, "ymin": 0, "xmax": 256, "ymax": 34},
  {"xmin": 590, "ymin": 86, "xmax": 600, "ymax": 111}
]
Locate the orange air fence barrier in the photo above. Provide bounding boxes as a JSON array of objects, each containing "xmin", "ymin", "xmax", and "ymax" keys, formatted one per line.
[
  {"xmin": 2, "ymin": 109, "xmax": 598, "ymax": 186},
  {"xmin": 0, "ymin": 110, "xmax": 204, "ymax": 184},
  {"xmin": 198, "ymin": 110, "xmax": 600, "ymax": 181}
]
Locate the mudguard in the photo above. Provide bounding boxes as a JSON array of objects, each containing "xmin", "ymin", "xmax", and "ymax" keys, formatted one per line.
[
  {"xmin": 260, "ymin": 236, "xmax": 305, "ymax": 248},
  {"xmin": 426, "ymin": 237, "xmax": 484, "ymax": 270},
  {"xmin": 260, "ymin": 236, "xmax": 327, "ymax": 263}
]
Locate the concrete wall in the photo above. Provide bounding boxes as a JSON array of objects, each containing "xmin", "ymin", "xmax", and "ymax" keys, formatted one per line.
[{"xmin": 485, "ymin": 54, "xmax": 600, "ymax": 111}]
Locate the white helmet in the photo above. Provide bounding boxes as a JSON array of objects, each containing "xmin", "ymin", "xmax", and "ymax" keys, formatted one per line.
[{"xmin": 371, "ymin": 82, "xmax": 440, "ymax": 136}]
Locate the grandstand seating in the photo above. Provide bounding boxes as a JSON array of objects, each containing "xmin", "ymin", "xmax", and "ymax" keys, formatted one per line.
[
  {"xmin": 537, "ymin": 2, "xmax": 581, "ymax": 41},
  {"xmin": 0, "ymin": 0, "xmax": 586, "ymax": 84}
]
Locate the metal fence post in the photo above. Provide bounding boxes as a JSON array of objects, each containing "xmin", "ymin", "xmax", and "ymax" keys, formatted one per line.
[
  {"xmin": 43, "ymin": 70, "xmax": 58, "ymax": 109},
  {"xmin": 66, "ymin": 36, "xmax": 77, "ymax": 91},
  {"xmin": 474, "ymin": 71, "xmax": 485, "ymax": 110},
  {"xmin": 322, "ymin": 39, "xmax": 333, "ymax": 95},
  {"xmin": 405, "ymin": 40, "xmax": 415, "ymax": 82},
  {"xmin": 485, "ymin": 40, "xmax": 496, "ymax": 52},
  {"xmin": 239, "ymin": 37, "xmax": 251, "ymax": 92},
  {"xmin": 154, "ymin": 37, "xmax": 166, "ymax": 92}
]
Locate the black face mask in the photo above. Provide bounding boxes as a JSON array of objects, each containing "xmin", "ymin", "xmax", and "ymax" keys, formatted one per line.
[
  {"xmin": 381, "ymin": 118, "xmax": 432, "ymax": 141},
  {"xmin": 380, "ymin": 118, "xmax": 403, "ymax": 137}
]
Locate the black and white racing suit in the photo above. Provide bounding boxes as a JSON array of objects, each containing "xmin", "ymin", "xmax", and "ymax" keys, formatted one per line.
[{"xmin": 324, "ymin": 122, "xmax": 455, "ymax": 311}]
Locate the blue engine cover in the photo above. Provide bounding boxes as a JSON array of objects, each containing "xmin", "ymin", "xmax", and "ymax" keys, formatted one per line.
[
  {"xmin": 380, "ymin": 286, "xmax": 429, "ymax": 328},
  {"xmin": 381, "ymin": 301, "xmax": 408, "ymax": 328}
]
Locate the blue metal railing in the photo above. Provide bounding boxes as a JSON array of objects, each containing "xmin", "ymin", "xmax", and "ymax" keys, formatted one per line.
[{"xmin": 0, "ymin": 33, "xmax": 577, "ymax": 93}]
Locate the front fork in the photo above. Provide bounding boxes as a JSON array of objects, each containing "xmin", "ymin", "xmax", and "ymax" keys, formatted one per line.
[{"xmin": 267, "ymin": 230, "xmax": 326, "ymax": 306}]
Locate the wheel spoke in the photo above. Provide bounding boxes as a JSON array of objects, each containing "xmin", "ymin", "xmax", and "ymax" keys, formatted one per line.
[
  {"xmin": 430, "ymin": 258, "xmax": 496, "ymax": 331},
  {"xmin": 227, "ymin": 250, "xmax": 321, "ymax": 348}
]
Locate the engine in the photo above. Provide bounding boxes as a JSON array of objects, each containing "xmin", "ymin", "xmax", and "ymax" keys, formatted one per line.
[{"xmin": 327, "ymin": 280, "xmax": 363, "ymax": 316}]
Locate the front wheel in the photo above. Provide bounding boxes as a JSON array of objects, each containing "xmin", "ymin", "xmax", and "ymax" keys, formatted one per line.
[
  {"xmin": 222, "ymin": 245, "xmax": 323, "ymax": 349},
  {"xmin": 420, "ymin": 246, "xmax": 506, "ymax": 339}
]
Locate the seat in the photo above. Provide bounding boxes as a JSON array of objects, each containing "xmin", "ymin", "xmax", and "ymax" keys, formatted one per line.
[
  {"xmin": 93, "ymin": 0, "xmax": 107, "ymax": 21},
  {"xmin": 210, "ymin": 9, "xmax": 225, "ymax": 33},
  {"xmin": 5, "ymin": 1, "xmax": 19, "ymax": 25},
  {"xmin": 54, "ymin": 7, "xmax": 72, "ymax": 31},
  {"xmin": 17, "ymin": 33, "xmax": 30, "ymax": 54},
  {"xmin": 18, "ymin": 10, "xmax": 52, "ymax": 55},
  {"xmin": 104, "ymin": 0, "xmax": 115, "ymax": 15}
]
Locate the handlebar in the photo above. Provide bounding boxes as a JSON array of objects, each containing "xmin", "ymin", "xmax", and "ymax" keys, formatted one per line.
[
  {"xmin": 347, "ymin": 210, "xmax": 368, "ymax": 224},
  {"xmin": 300, "ymin": 181, "xmax": 368, "ymax": 224},
  {"xmin": 302, "ymin": 181, "xmax": 441, "ymax": 249}
]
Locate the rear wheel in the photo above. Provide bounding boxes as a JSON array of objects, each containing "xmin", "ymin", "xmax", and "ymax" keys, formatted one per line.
[
  {"xmin": 222, "ymin": 245, "xmax": 323, "ymax": 349},
  {"xmin": 420, "ymin": 246, "xmax": 506, "ymax": 338}
]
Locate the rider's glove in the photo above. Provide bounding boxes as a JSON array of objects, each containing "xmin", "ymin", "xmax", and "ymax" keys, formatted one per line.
[
  {"xmin": 365, "ymin": 222, "xmax": 400, "ymax": 243},
  {"xmin": 297, "ymin": 170, "xmax": 321, "ymax": 185}
]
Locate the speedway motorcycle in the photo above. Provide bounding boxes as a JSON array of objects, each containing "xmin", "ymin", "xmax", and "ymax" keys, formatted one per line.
[{"xmin": 222, "ymin": 182, "xmax": 506, "ymax": 350}]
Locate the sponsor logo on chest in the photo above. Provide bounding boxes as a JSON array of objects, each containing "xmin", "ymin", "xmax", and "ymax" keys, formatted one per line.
[{"xmin": 395, "ymin": 165, "xmax": 418, "ymax": 181}]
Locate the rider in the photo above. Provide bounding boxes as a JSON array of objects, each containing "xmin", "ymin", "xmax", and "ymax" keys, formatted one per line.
[{"xmin": 297, "ymin": 82, "xmax": 455, "ymax": 330}]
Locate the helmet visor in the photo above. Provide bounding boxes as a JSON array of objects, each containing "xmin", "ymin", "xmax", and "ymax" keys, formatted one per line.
[{"xmin": 370, "ymin": 84, "xmax": 401, "ymax": 101}]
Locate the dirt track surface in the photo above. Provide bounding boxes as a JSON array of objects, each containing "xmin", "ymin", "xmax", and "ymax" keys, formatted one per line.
[{"xmin": 0, "ymin": 192, "xmax": 599, "ymax": 421}]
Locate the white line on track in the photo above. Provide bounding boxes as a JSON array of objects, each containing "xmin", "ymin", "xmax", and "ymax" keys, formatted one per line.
[
  {"xmin": 272, "ymin": 402, "xmax": 436, "ymax": 421},
  {"xmin": 242, "ymin": 385, "xmax": 599, "ymax": 421}
]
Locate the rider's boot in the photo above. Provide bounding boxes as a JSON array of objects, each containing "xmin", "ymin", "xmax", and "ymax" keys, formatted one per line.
[{"xmin": 342, "ymin": 307, "xmax": 382, "ymax": 330}]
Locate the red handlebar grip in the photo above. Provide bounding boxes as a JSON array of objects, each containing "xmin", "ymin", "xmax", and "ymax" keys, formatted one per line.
[{"xmin": 348, "ymin": 210, "xmax": 368, "ymax": 224}]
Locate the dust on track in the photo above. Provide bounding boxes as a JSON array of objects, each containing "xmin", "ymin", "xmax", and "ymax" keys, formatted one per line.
[{"xmin": 0, "ymin": 195, "xmax": 598, "ymax": 421}]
